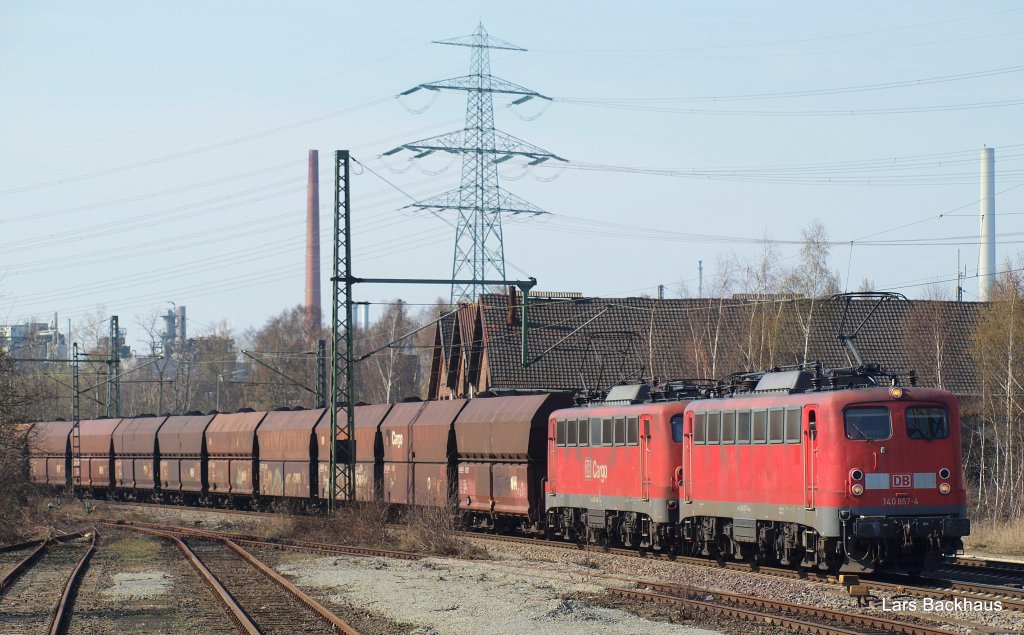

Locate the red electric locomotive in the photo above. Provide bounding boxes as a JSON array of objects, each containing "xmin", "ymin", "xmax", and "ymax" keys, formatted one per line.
[
  {"xmin": 545, "ymin": 384, "xmax": 688, "ymax": 554},
  {"xmin": 681, "ymin": 369, "xmax": 969, "ymax": 572},
  {"xmin": 543, "ymin": 367, "xmax": 971, "ymax": 572}
]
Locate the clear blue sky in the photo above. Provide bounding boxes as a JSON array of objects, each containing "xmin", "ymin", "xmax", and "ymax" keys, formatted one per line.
[{"xmin": 2, "ymin": 2, "xmax": 1022, "ymax": 350}]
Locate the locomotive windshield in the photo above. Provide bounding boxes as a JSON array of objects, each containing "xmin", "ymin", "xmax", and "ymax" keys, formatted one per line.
[
  {"xmin": 906, "ymin": 407, "xmax": 949, "ymax": 440},
  {"xmin": 844, "ymin": 407, "xmax": 891, "ymax": 441}
]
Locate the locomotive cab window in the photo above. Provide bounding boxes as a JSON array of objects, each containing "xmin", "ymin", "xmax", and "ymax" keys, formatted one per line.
[
  {"xmin": 736, "ymin": 410, "xmax": 751, "ymax": 444},
  {"xmin": 578, "ymin": 417, "xmax": 589, "ymax": 446},
  {"xmin": 707, "ymin": 412, "xmax": 721, "ymax": 444},
  {"xmin": 752, "ymin": 410, "xmax": 767, "ymax": 444},
  {"xmin": 602, "ymin": 418, "xmax": 613, "ymax": 446},
  {"xmin": 614, "ymin": 417, "xmax": 627, "ymax": 446},
  {"xmin": 906, "ymin": 407, "xmax": 949, "ymax": 440},
  {"xmin": 784, "ymin": 407, "xmax": 802, "ymax": 444},
  {"xmin": 671, "ymin": 414, "xmax": 684, "ymax": 443},
  {"xmin": 844, "ymin": 407, "xmax": 892, "ymax": 441},
  {"xmin": 566, "ymin": 419, "xmax": 578, "ymax": 446},
  {"xmin": 694, "ymin": 412, "xmax": 706, "ymax": 445},
  {"xmin": 768, "ymin": 408, "xmax": 784, "ymax": 444},
  {"xmin": 627, "ymin": 416, "xmax": 639, "ymax": 446},
  {"xmin": 590, "ymin": 418, "xmax": 602, "ymax": 446},
  {"xmin": 722, "ymin": 411, "xmax": 736, "ymax": 444},
  {"xmin": 556, "ymin": 419, "xmax": 566, "ymax": 447}
]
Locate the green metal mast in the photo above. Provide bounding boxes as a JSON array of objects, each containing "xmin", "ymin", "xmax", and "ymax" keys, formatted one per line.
[{"xmin": 328, "ymin": 150, "xmax": 356, "ymax": 511}]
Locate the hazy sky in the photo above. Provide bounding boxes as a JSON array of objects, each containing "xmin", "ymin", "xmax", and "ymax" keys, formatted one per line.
[{"xmin": 2, "ymin": 2, "xmax": 1022, "ymax": 350}]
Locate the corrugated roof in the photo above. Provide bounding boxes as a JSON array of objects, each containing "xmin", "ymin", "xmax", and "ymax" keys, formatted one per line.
[{"xmin": 430, "ymin": 295, "xmax": 983, "ymax": 398}]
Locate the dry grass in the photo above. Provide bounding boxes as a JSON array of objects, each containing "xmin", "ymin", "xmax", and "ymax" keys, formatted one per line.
[
  {"xmin": 397, "ymin": 505, "xmax": 486, "ymax": 559},
  {"xmin": 277, "ymin": 501, "xmax": 394, "ymax": 549},
  {"xmin": 108, "ymin": 536, "xmax": 161, "ymax": 562},
  {"xmin": 277, "ymin": 502, "xmax": 485, "ymax": 559},
  {"xmin": 962, "ymin": 517, "xmax": 1024, "ymax": 556},
  {"xmin": 256, "ymin": 511, "xmax": 301, "ymax": 541}
]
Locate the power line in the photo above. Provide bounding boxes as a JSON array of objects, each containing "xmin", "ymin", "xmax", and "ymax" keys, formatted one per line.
[{"xmin": 559, "ymin": 64, "xmax": 1024, "ymax": 104}]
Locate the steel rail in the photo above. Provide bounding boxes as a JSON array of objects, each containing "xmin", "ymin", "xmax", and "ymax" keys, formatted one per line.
[
  {"xmin": 861, "ymin": 577, "xmax": 1024, "ymax": 612},
  {"xmin": 633, "ymin": 581, "xmax": 952, "ymax": 635},
  {"xmin": 610, "ymin": 587, "xmax": 865, "ymax": 635},
  {"xmin": 0, "ymin": 530, "xmax": 89, "ymax": 557},
  {"xmin": 160, "ymin": 530, "xmax": 261, "ymax": 635},
  {"xmin": 97, "ymin": 519, "xmax": 422, "ymax": 561},
  {"xmin": 222, "ymin": 538, "xmax": 360, "ymax": 635},
  {"xmin": 49, "ymin": 528, "xmax": 98, "ymax": 635},
  {"xmin": 0, "ymin": 541, "xmax": 48, "ymax": 593},
  {"xmin": 465, "ymin": 531, "xmax": 1024, "ymax": 613},
  {"xmin": 948, "ymin": 556, "xmax": 1024, "ymax": 575},
  {"xmin": 0, "ymin": 537, "xmax": 46, "ymax": 554},
  {"xmin": 107, "ymin": 522, "xmax": 361, "ymax": 634}
]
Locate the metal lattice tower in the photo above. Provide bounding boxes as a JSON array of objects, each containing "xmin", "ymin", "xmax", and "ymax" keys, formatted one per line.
[{"xmin": 386, "ymin": 23, "xmax": 565, "ymax": 304}]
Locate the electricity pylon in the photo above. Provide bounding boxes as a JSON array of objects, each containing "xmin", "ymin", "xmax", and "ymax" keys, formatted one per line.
[{"xmin": 385, "ymin": 23, "xmax": 565, "ymax": 304}]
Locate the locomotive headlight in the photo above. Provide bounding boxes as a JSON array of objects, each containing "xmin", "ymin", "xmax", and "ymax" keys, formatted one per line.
[
  {"xmin": 939, "ymin": 482, "xmax": 951, "ymax": 495},
  {"xmin": 851, "ymin": 483, "xmax": 865, "ymax": 496},
  {"xmin": 889, "ymin": 387, "xmax": 904, "ymax": 399},
  {"xmin": 850, "ymin": 469, "xmax": 864, "ymax": 481},
  {"xmin": 939, "ymin": 467, "xmax": 951, "ymax": 480}
]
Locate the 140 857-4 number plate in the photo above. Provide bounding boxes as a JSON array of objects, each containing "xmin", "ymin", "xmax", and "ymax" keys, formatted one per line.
[{"xmin": 882, "ymin": 497, "xmax": 918, "ymax": 506}]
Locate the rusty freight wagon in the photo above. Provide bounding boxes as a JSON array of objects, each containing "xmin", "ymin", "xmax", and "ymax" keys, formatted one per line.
[
  {"xmin": 455, "ymin": 393, "xmax": 573, "ymax": 531},
  {"xmin": 112, "ymin": 414, "xmax": 168, "ymax": 499},
  {"xmin": 158, "ymin": 413, "xmax": 216, "ymax": 504},
  {"xmin": 379, "ymin": 402, "xmax": 423, "ymax": 505},
  {"xmin": 410, "ymin": 399, "xmax": 467, "ymax": 507},
  {"xmin": 77, "ymin": 418, "xmax": 124, "ymax": 494},
  {"xmin": 315, "ymin": 404, "xmax": 392, "ymax": 501},
  {"xmin": 257, "ymin": 408, "xmax": 323, "ymax": 505},
  {"xmin": 206, "ymin": 410, "xmax": 267, "ymax": 506},
  {"xmin": 27, "ymin": 420, "xmax": 73, "ymax": 489}
]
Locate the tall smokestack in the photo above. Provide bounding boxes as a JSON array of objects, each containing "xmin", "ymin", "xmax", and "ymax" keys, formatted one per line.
[
  {"xmin": 979, "ymin": 147, "xmax": 995, "ymax": 302},
  {"xmin": 306, "ymin": 149, "xmax": 322, "ymax": 336}
]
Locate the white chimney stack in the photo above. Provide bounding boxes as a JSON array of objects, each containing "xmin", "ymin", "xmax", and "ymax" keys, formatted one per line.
[{"xmin": 979, "ymin": 147, "xmax": 995, "ymax": 302}]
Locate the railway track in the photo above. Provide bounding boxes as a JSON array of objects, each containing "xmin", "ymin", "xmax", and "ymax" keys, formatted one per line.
[
  {"xmin": 947, "ymin": 555, "xmax": 1024, "ymax": 576},
  {"xmin": 0, "ymin": 529, "xmax": 96, "ymax": 635},
  {"xmin": 464, "ymin": 531, "xmax": 1024, "ymax": 614},
  {"xmin": 182, "ymin": 537, "xmax": 353, "ymax": 635},
  {"xmin": 935, "ymin": 558, "xmax": 1024, "ymax": 589},
  {"xmin": 96, "ymin": 518, "xmax": 422, "ymax": 561},
  {"xmin": 612, "ymin": 585, "xmax": 919, "ymax": 635},
  {"xmin": 104, "ymin": 519, "xmax": 1018, "ymax": 633},
  {"xmin": 107, "ymin": 522, "xmax": 361, "ymax": 634}
]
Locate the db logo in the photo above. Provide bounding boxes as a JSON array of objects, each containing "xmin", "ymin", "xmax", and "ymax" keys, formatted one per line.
[{"xmin": 892, "ymin": 474, "xmax": 912, "ymax": 488}]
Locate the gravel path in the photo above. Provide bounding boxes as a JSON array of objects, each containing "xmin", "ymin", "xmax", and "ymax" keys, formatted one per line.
[{"xmin": 271, "ymin": 549, "xmax": 722, "ymax": 634}]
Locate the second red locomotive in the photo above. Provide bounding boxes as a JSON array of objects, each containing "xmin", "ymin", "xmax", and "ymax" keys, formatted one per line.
[{"xmin": 545, "ymin": 368, "xmax": 970, "ymax": 572}]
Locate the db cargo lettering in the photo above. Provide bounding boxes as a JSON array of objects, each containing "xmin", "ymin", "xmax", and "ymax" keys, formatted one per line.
[{"xmin": 584, "ymin": 458, "xmax": 608, "ymax": 483}]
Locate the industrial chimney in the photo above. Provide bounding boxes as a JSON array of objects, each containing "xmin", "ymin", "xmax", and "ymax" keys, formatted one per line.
[
  {"xmin": 979, "ymin": 147, "xmax": 995, "ymax": 302},
  {"xmin": 306, "ymin": 149, "xmax": 322, "ymax": 336}
]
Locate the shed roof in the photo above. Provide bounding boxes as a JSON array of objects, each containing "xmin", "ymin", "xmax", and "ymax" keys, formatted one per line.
[{"xmin": 431, "ymin": 295, "xmax": 982, "ymax": 399}]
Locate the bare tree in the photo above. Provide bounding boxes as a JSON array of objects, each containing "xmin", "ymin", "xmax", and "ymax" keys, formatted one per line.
[
  {"xmin": 357, "ymin": 300, "xmax": 424, "ymax": 403},
  {"xmin": 971, "ymin": 262, "xmax": 1024, "ymax": 519},
  {"xmin": 244, "ymin": 306, "xmax": 322, "ymax": 410},
  {"xmin": 782, "ymin": 220, "xmax": 841, "ymax": 364},
  {"xmin": 0, "ymin": 348, "xmax": 45, "ymax": 540}
]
